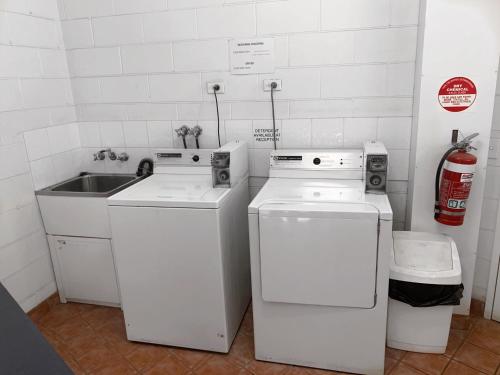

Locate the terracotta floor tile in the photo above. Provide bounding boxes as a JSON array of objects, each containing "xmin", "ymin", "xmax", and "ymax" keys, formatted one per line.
[
  {"xmin": 169, "ymin": 347, "xmax": 213, "ymax": 369},
  {"xmin": 240, "ymin": 311, "xmax": 254, "ymax": 337},
  {"xmin": 104, "ymin": 333, "xmax": 143, "ymax": 357},
  {"xmin": 227, "ymin": 331, "xmax": 255, "ymax": 367},
  {"xmin": 28, "ymin": 300, "xmax": 51, "ymax": 323},
  {"xmin": 73, "ymin": 302, "xmax": 102, "ymax": 314},
  {"xmin": 100, "ymin": 320, "xmax": 142, "ymax": 356},
  {"xmin": 143, "ymin": 353, "xmax": 191, "ymax": 375},
  {"xmin": 29, "ymin": 296, "xmax": 500, "ymax": 375},
  {"xmin": 402, "ymin": 352, "xmax": 450, "ymax": 375},
  {"xmin": 125, "ymin": 343, "xmax": 171, "ymax": 372},
  {"xmin": 305, "ymin": 368, "xmax": 345, "ymax": 374},
  {"xmin": 77, "ymin": 345, "xmax": 123, "ymax": 373},
  {"xmin": 390, "ymin": 362, "xmax": 427, "ymax": 375},
  {"xmin": 92, "ymin": 359, "xmax": 138, "ymax": 375},
  {"xmin": 283, "ymin": 366, "xmax": 319, "ymax": 375},
  {"xmin": 471, "ymin": 300, "xmax": 486, "ymax": 318},
  {"xmin": 475, "ymin": 320, "xmax": 500, "ymax": 335},
  {"xmin": 38, "ymin": 303, "xmax": 81, "ymax": 330},
  {"xmin": 385, "ymin": 357, "xmax": 399, "ymax": 374},
  {"xmin": 445, "ymin": 329, "xmax": 468, "ymax": 357},
  {"xmin": 65, "ymin": 330, "xmax": 108, "ymax": 360},
  {"xmin": 38, "ymin": 325, "xmax": 59, "ymax": 343},
  {"xmin": 246, "ymin": 359, "xmax": 290, "ymax": 375},
  {"xmin": 454, "ymin": 342, "xmax": 500, "ymax": 374},
  {"xmin": 81, "ymin": 306, "xmax": 122, "ymax": 329},
  {"xmin": 443, "ymin": 360, "xmax": 486, "ymax": 375},
  {"xmin": 53, "ymin": 316, "xmax": 94, "ymax": 342},
  {"xmin": 452, "ymin": 315, "xmax": 477, "ymax": 331},
  {"xmin": 63, "ymin": 356, "xmax": 86, "ymax": 375},
  {"xmin": 195, "ymin": 355, "xmax": 247, "ymax": 374},
  {"xmin": 47, "ymin": 293, "xmax": 61, "ymax": 306},
  {"xmin": 50, "ymin": 337, "xmax": 76, "ymax": 360},
  {"xmin": 468, "ymin": 322, "xmax": 500, "ymax": 355},
  {"xmin": 386, "ymin": 347, "xmax": 407, "ymax": 360}
]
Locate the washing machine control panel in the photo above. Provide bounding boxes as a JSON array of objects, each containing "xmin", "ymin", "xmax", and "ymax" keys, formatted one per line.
[
  {"xmin": 154, "ymin": 149, "xmax": 213, "ymax": 169},
  {"xmin": 270, "ymin": 151, "xmax": 364, "ymax": 169}
]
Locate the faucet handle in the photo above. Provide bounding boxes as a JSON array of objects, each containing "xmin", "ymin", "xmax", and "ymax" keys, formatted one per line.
[
  {"xmin": 117, "ymin": 152, "xmax": 129, "ymax": 162},
  {"xmin": 93, "ymin": 151, "xmax": 105, "ymax": 161},
  {"xmin": 189, "ymin": 125, "xmax": 203, "ymax": 138},
  {"xmin": 175, "ymin": 125, "xmax": 190, "ymax": 137}
]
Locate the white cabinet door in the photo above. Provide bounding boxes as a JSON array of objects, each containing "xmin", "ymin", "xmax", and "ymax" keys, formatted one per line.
[{"xmin": 48, "ymin": 235, "xmax": 120, "ymax": 306}]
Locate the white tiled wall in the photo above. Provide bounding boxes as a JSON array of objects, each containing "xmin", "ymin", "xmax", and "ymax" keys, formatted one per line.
[
  {"xmin": 473, "ymin": 68, "xmax": 500, "ymax": 301},
  {"xmin": 0, "ymin": 1, "xmax": 81, "ymax": 311},
  {"xmin": 59, "ymin": 0, "xmax": 420, "ymax": 229}
]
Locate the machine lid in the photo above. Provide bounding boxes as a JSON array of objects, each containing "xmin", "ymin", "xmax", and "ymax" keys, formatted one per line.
[
  {"xmin": 390, "ymin": 231, "xmax": 462, "ymax": 285},
  {"xmin": 259, "ymin": 201, "xmax": 380, "ymax": 219},
  {"xmin": 248, "ymin": 178, "xmax": 393, "ymax": 220},
  {"xmin": 107, "ymin": 174, "xmax": 229, "ymax": 209}
]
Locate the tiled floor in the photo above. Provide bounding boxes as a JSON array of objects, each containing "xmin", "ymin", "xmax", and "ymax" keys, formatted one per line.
[{"xmin": 29, "ymin": 296, "xmax": 500, "ymax": 375}]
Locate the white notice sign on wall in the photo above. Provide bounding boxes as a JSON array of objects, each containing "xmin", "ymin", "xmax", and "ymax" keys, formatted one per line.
[{"xmin": 230, "ymin": 38, "xmax": 274, "ymax": 75}]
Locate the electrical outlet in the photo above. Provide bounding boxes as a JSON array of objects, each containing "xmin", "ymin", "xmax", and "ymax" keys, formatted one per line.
[
  {"xmin": 263, "ymin": 79, "xmax": 282, "ymax": 91},
  {"xmin": 207, "ymin": 81, "xmax": 225, "ymax": 94}
]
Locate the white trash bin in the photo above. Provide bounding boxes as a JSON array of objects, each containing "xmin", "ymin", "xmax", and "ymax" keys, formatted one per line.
[{"xmin": 387, "ymin": 231, "xmax": 462, "ymax": 354}]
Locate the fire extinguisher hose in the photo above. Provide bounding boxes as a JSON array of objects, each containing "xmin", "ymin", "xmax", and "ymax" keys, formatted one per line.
[{"xmin": 435, "ymin": 146, "xmax": 460, "ymax": 219}]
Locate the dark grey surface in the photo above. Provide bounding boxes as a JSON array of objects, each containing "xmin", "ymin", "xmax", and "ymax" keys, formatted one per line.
[{"xmin": 0, "ymin": 284, "xmax": 73, "ymax": 375}]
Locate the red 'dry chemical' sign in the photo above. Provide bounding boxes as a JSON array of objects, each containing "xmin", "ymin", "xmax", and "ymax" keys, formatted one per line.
[{"xmin": 438, "ymin": 77, "xmax": 477, "ymax": 112}]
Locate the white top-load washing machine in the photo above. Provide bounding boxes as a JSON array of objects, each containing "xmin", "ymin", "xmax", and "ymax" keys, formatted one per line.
[
  {"xmin": 248, "ymin": 141, "xmax": 393, "ymax": 374},
  {"xmin": 107, "ymin": 141, "xmax": 251, "ymax": 353}
]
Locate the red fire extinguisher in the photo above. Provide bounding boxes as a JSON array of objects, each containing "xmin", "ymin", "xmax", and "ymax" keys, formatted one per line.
[{"xmin": 435, "ymin": 133, "xmax": 479, "ymax": 226}]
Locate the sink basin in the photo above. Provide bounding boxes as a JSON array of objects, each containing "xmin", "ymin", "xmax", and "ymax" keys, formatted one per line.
[{"xmin": 36, "ymin": 173, "xmax": 145, "ymax": 197}]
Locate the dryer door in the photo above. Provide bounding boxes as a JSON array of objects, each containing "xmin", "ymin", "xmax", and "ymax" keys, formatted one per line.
[{"xmin": 259, "ymin": 202, "xmax": 379, "ymax": 308}]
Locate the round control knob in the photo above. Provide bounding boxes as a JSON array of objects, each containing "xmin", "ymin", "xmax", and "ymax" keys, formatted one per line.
[
  {"xmin": 370, "ymin": 175, "xmax": 382, "ymax": 186},
  {"xmin": 218, "ymin": 170, "xmax": 229, "ymax": 181},
  {"xmin": 313, "ymin": 158, "xmax": 321, "ymax": 165},
  {"xmin": 192, "ymin": 155, "xmax": 200, "ymax": 162}
]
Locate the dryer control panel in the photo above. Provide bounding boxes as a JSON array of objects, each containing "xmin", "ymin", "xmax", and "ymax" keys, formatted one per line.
[
  {"xmin": 364, "ymin": 141, "xmax": 388, "ymax": 194},
  {"xmin": 268, "ymin": 142, "xmax": 389, "ymax": 190},
  {"xmin": 270, "ymin": 151, "xmax": 364, "ymax": 169},
  {"xmin": 269, "ymin": 150, "xmax": 364, "ymax": 180}
]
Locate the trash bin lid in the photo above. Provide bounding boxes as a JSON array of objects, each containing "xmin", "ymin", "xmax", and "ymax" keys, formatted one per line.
[{"xmin": 390, "ymin": 231, "xmax": 462, "ymax": 285}]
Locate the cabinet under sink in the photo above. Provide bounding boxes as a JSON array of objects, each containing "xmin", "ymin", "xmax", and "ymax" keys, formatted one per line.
[{"xmin": 36, "ymin": 173, "xmax": 146, "ymax": 307}]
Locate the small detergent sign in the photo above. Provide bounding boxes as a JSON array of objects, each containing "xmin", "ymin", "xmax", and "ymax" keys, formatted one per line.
[{"xmin": 438, "ymin": 77, "xmax": 477, "ymax": 112}]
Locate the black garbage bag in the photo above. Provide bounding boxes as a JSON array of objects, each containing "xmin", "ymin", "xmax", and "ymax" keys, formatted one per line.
[{"xmin": 389, "ymin": 279, "xmax": 464, "ymax": 307}]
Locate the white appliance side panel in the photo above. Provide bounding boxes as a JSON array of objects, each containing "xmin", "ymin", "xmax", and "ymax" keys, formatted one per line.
[
  {"xmin": 109, "ymin": 206, "xmax": 229, "ymax": 352},
  {"xmin": 49, "ymin": 235, "xmax": 120, "ymax": 305},
  {"xmin": 218, "ymin": 179, "xmax": 251, "ymax": 345},
  {"xmin": 259, "ymin": 204, "xmax": 379, "ymax": 308}
]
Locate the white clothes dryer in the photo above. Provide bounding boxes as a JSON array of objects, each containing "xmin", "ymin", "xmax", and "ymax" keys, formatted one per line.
[{"xmin": 248, "ymin": 142, "xmax": 393, "ymax": 374}]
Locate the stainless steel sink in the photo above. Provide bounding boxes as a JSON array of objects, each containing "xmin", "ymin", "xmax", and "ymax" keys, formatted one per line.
[{"xmin": 36, "ymin": 173, "xmax": 145, "ymax": 197}]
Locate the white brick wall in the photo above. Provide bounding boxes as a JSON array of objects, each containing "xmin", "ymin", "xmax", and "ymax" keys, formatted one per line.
[
  {"xmin": 0, "ymin": 1, "xmax": 81, "ymax": 311},
  {"xmin": 473, "ymin": 68, "xmax": 500, "ymax": 301},
  {"xmin": 57, "ymin": 0, "xmax": 419, "ymax": 231}
]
